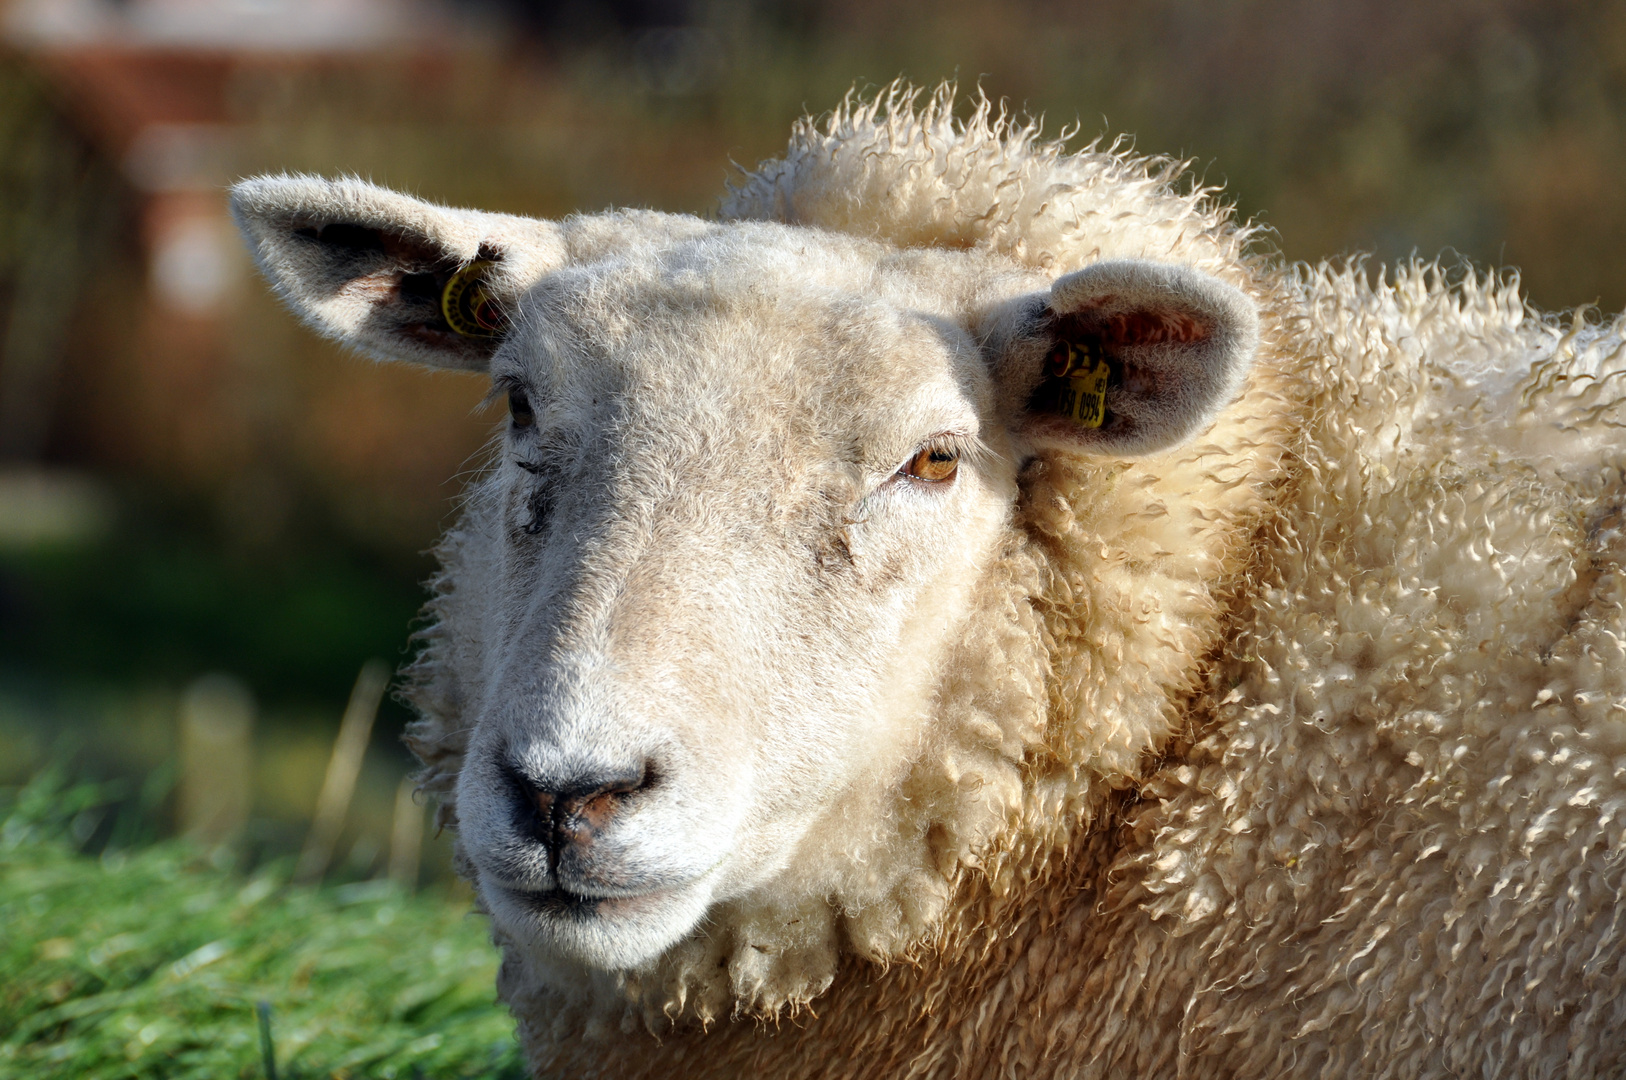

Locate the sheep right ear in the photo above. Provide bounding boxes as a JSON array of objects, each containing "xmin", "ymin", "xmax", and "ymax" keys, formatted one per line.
[{"xmin": 231, "ymin": 175, "xmax": 566, "ymax": 371}]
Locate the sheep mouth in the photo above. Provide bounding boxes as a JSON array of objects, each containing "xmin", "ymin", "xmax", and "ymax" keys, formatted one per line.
[
  {"xmin": 502, "ymin": 883, "xmax": 672, "ymax": 919},
  {"xmin": 483, "ymin": 860, "xmax": 722, "ymax": 967}
]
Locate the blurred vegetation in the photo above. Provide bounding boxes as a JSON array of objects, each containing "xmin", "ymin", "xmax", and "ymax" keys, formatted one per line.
[
  {"xmin": 0, "ymin": 771, "xmax": 522, "ymax": 1079},
  {"xmin": 0, "ymin": 490, "xmax": 424, "ymax": 701},
  {"xmin": 0, "ymin": 61, "xmax": 124, "ymax": 460}
]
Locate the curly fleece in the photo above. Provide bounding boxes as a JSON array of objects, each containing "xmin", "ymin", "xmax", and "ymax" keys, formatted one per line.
[{"xmin": 405, "ymin": 85, "xmax": 1626, "ymax": 1078}]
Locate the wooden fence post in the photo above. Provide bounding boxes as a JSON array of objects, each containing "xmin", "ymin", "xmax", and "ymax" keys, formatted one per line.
[
  {"xmin": 387, "ymin": 774, "xmax": 423, "ymax": 890},
  {"xmin": 295, "ymin": 659, "xmax": 388, "ymax": 884},
  {"xmin": 178, "ymin": 673, "xmax": 254, "ymax": 847}
]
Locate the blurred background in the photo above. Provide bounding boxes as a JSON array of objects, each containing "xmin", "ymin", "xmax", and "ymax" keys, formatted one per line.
[{"xmin": 3, "ymin": 0, "xmax": 1625, "ymax": 886}]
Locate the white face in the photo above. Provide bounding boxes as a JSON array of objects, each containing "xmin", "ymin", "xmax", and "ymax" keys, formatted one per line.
[
  {"xmin": 231, "ymin": 175, "xmax": 1256, "ymax": 982},
  {"xmin": 451, "ymin": 235, "xmax": 1020, "ymax": 969}
]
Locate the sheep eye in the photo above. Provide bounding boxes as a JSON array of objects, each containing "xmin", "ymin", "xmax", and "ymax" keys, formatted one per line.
[
  {"xmin": 508, "ymin": 389, "xmax": 534, "ymax": 429},
  {"xmin": 900, "ymin": 445, "xmax": 959, "ymax": 483}
]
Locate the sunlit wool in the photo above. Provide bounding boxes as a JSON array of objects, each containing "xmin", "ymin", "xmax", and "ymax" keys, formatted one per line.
[{"xmin": 252, "ymin": 85, "xmax": 1626, "ymax": 1079}]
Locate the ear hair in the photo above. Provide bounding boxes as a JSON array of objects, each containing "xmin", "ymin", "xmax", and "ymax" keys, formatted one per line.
[
  {"xmin": 231, "ymin": 175, "xmax": 566, "ymax": 371},
  {"xmin": 990, "ymin": 260, "xmax": 1258, "ymax": 458}
]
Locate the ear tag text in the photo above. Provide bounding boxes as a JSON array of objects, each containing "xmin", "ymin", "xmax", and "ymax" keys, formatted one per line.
[
  {"xmin": 442, "ymin": 260, "xmax": 505, "ymax": 338},
  {"xmin": 1046, "ymin": 340, "xmax": 1110, "ymax": 429}
]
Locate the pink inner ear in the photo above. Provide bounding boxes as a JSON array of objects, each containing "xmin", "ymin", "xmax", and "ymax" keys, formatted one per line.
[{"xmin": 1091, "ymin": 307, "xmax": 1211, "ymax": 347}]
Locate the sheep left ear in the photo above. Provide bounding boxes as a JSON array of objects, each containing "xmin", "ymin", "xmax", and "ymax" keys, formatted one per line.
[{"xmin": 989, "ymin": 260, "xmax": 1258, "ymax": 457}]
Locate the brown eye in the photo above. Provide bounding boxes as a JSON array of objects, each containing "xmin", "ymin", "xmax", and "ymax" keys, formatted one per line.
[
  {"xmin": 901, "ymin": 445, "xmax": 959, "ymax": 483},
  {"xmin": 508, "ymin": 389, "xmax": 534, "ymax": 428}
]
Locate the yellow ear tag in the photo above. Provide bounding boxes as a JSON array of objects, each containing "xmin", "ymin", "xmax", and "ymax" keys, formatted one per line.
[
  {"xmin": 1051, "ymin": 341, "xmax": 1110, "ymax": 428},
  {"xmin": 441, "ymin": 260, "xmax": 505, "ymax": 338}
]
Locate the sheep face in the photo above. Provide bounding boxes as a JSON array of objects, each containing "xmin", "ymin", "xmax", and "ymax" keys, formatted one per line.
[
  {"xmin": 231, "ymin": 177, "xmax": 1257, "ymax": 980},
  {"xmin": 451, "ymin": 234, "xmax": 1021, "ymax": 969}
]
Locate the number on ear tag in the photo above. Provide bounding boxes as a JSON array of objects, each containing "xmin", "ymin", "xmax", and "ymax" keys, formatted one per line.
[
  {"xmin": 1046, "ymin": 340, "xmax": 1110, "ymax": 429},
  {"xmin": 442, "ymin": 260, "xmax": 505, "ymax": 338}
]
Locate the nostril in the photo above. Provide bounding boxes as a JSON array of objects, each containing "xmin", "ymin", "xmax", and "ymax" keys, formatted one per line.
[
  {"xmin": 503, "ymin": 760, "xmax": 656, "ymax": 857},
  {"xmin": 567, "ymin": 765, "xmax": 651, "ymax": 832},
  {"xmin": 556, "ymin": 764, "xmax": 652, "ymax": 838}
]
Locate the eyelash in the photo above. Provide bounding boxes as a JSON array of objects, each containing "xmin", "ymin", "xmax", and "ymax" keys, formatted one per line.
[
  {"xmin": 491, "ymin": 380, "xmax": 548, "ymax": 531},
  {"xmin": 893, "ymin": 434, "xmax": 974, "ymax": 486},
  {"xmin": 487, "ymin": 377, "xmax": 535, "ymax": 431},
  {"xmin": 507, "ymin": 453, "xmax": 555, "ymax": 534}
]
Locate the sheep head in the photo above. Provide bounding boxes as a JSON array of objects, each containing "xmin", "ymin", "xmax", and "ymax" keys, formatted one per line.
[{"xmin": 232, "ymin": 174, "xmax": 1259, "ymax": 1015}]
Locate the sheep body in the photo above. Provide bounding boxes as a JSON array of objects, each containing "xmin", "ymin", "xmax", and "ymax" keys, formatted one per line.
[
  {"xmin": 242, "ymin": 85, "xmax": 1626, "ymax": 1079},
  {"xmin": 510, "ymin": 88, "xmax": 1626, "ymax": 1079}
]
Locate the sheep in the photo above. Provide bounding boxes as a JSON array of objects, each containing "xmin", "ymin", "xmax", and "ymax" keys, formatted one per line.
[{"xmin": 231, "ymin": 84, "xmax": 1626, "ymax": 1080}]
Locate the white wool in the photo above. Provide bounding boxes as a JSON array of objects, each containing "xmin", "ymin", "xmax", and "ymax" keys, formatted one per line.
[{"xmin": 721, "ymin": 83, "xmax": 1249, "ymax": 278}]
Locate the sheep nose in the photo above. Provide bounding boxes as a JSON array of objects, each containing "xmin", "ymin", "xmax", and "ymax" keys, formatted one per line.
[{"xmin": 509, "ymin": 764, "xmax": 652, "ymax": 858}]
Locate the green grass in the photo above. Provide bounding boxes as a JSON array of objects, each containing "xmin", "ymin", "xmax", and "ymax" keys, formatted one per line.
[{"xmin": 0, "ymin": 773, "xmax": 525, "ymax": 1079}]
